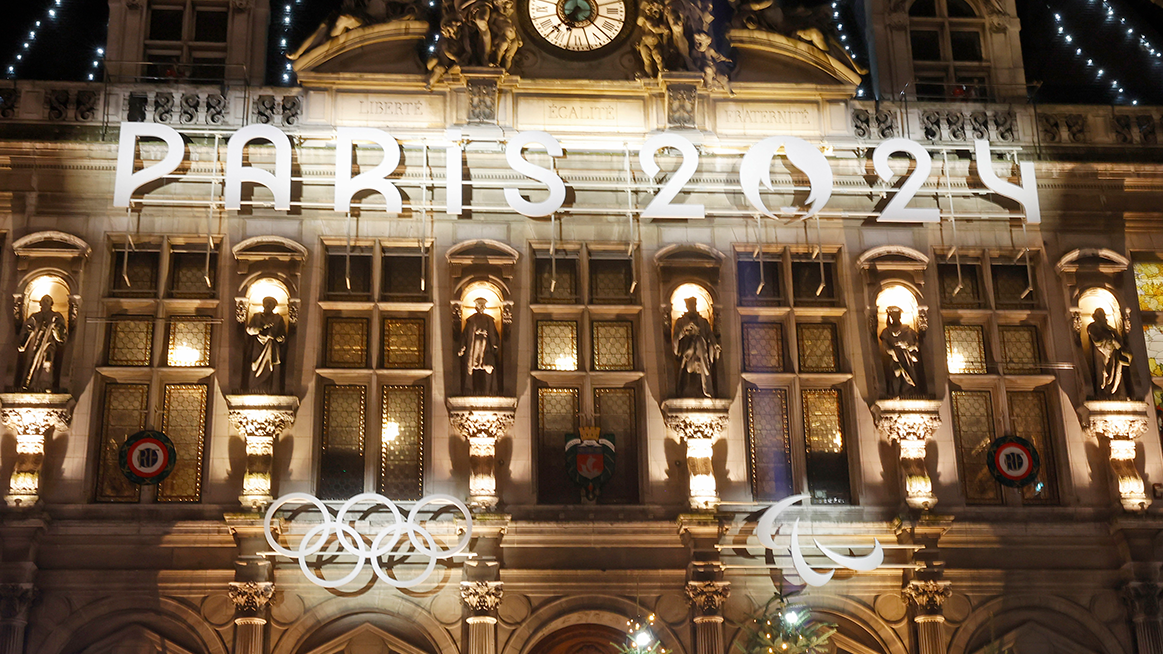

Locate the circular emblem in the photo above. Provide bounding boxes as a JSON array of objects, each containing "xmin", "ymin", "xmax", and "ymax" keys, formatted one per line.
[
  {"xmin": 521, "ymin": 0, "xmax": 634, "ymax": 58},
  {"xmin": 119, "ymin": 430, "xmax": 177, "ymax": 485},
  {"xmin": 986, "ymin": 435, "xmax": 1040, "ymax": 488}
]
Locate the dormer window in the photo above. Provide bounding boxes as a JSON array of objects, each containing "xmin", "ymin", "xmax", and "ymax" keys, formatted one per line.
[{"xmin": 909, "ymin": 0, "xmax": 989, "ymax": 100}]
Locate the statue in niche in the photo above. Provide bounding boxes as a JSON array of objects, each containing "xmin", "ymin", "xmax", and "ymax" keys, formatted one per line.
[
  {"xmin": 246, "ymin": 297, "xmax": 288, "ymax": 395},
  {"xmin": 879, "ymin": 306, "xmax": 924, "ymax": 398},
  {"xmin": 459, "ymin": 298, "xmax": 500, "ymax": 396},
  {"xmin": 1087, "ymin": 307, "xmax": 1132, "ymax": 398},
  {"xmin": 16, "ymin": 295, "xmax": 68, "ymax": 393},
  {"xmin": 672, "ymin": 296, "xmax": 720, "ymax": 398}
]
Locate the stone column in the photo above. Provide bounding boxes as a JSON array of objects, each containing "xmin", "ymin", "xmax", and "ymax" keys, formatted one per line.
[
  {"xmin": 0, "ymin": 394, "xmax": 73, "ymax": 507},
  {"xmin": 226, "ymin": 395, "xmax": 299, "ymax": 510},
  {"xmin": 873, "ymin": 400, "xmax": 942, "ymax": 512},
  {"xmin": 447, "ymin": 397, "xmax": 518, "ymax": 510},
  {"xmin": 0, "ymin": 584, "xmax": 37, "ymax": 654},
  {"xmin": 1083, "ymin": 401, "xmax": 1152, "ymax": 512},
  {"xmin": 903, "ymin": 580, "xmax": 951, "ymax": 654},
  {"xmin": 229, "ymin": 581, "xmax": 274, "ymax": 654},
  {"xmin": 661, "ymin": 399, "xmax": 731, "ymax": 511},
  {"xmin": 461, "ymin": 581, "xmax": 504, "ymax": 654},
  {"xmin": 685, "ymin": 581, "xmax": 730, "ymax": 654},
  {"xmin": 1123, "ymin": 580, "xmax": 1163, "ymax": 654}
]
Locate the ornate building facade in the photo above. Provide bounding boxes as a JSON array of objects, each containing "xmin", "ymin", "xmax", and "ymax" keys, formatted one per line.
[{"xmin": 0, "ymin": 1, "xmax": 1161, "ymax": 654}]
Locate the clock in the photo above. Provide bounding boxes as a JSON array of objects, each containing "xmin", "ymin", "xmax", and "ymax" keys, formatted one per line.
[{"xmin": 521, "ymin": 0, "xmax": 634, "ymax": 57}]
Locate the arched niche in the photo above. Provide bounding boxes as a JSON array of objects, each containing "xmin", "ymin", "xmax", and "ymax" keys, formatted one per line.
[
  {"xmin": 858, "ymin": 247, "xmax": 932, "ymax": 401},
  {"xmin": 447, "ymin": 240, "xmax": 519, "ymax": 398},
  {"xmin": 1056, "ymin": 248, "xmax": 1135, "ymax": 401},
  {"xmin": 233, "ymin": 235, "xmax": 307, "ymax": 325},
  {"xmin": 12, "ymin": 231, "xmax": 89, "ymax": 327}
]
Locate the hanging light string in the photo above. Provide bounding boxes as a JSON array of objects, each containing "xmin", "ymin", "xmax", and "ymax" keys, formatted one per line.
[
  {"xmin": 278, "ymin": 0, "xmax": 303, "ymax": 85},
  {"xmin": 88, "ymin": 45, "xmax": 106, "ymax": 82},
  {"xmin": 831, "ymin": 0, "xmax": 869, "ymax": 98},
  {"xmin": 1050, "ymin": 3, "xmax": 1159, "ymax": 106},
  {"xmin": 6, "ymin": 0, "xmax": 63, "ymax": 79}
]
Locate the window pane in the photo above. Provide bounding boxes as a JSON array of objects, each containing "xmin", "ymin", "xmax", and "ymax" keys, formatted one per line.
[
  {"xmin": 537, "ymin": 321, "xmax": 578, "ymax": 371},
  {"xmin": 1146, "ymin": 325, "xmax": 1163, "ymax": 377},
  {"xmin": 802, "ymin": 389, "xmax": 850, "ymax": 504},
  {"xmin": 381, "ymin": 253, "xmax": 427, "ymax": 301},
  {"xmin": 911, "ymin": 30, "xmax": 943, "ymax": 61},
  {"xmin": 938, "ymin": 263, "xmax": 982, "ymax": 308},
  {"xmin": 945, "ymin": 324, "xmax": 987, "ymax": 374},
  {"xmin": 909, "ymin": 0, "xmax": 936, "ymax": 16},
  {"xmin": 742, "ymin": 322, "xmax": 784, "ymax": 372},
  {"xmin": 737, "ymin": 260, "xmax": 782, "ymax": 305},
  {"xmin": 992, "ymin": 264, "xmax": 1036, "ymax": 307},
  {"xmin": 380, "ymin": 386, "xmax": 424, "ymax": 501},
  {"xmin": 149, "ymin": 8, "xmax": 184, "ymax": 41},
  {"xmin": 594, "ymin": 387, "xmax": 639, "ymax": 503},
  {"xmin": 107, "ymin": 318, "xmax": 154, "ymax": 366},
  {"xmin": 746, "ymin": 388, "xmax": 792, "ymax": 501},
  {"xmin": 946, "ymin": 0, "xmax": 978, "ymax": 17},
  {"xmin": 590, "ymin": 258, "xmax": 636, "ymax": 304},
  {"xmin": 382, "ymin": 318, "xmax": 425, "ymax": 369},
  {"xmin": 791, "ymin": 260, "xmax": 836, "ymax": 304},
  {"xmin": 535, "ymin": 257, "xmax": 578, "ymax": 303},
  {"xmin": 915, "ymin": 75, "xmax": 949, "ymax": 99},
  {"xmin": 156, "ymin": 384, "xmax": 208, "ymax": 502},
  {"xmin": 1133, "ymin": 261, "xmax": 1163, "ymax": 311},
  {"xmin": 325, "ymin": 251, "xmax": 373, "ymax": 299},
  {"xmin": 111, "ymin": 250, "xmax": 160, "ymax": 296},
  {"xmin": 319, "ymin": 385, "xmax": 367, "ymax": 500},
  {"xmin": 95, "ymin": 384, "xmax": 148, "ymax": 502},
  {"xmin": 999, "ymin": 325, "xmax": 1040, "ymax": 374},
  {"xmin": 950, "ymin": 390, "xmax": 1001, "ymax": 504},
  {"xmin": 1008, "ymin": 391, "xmax": 1058, "ymax": 504},
  {"xmin": 537, "ymin": 387, "xmax": 578, "ymax": 504},
  {"xmin": 326, "ymin": 317, "xmax": 369, "ymax": 368},
  {"xmin": 950, "ymin": 31, "xmax": 983, "ymax": 61},
  {"xmin": 797, "ymin": 323, "xmax": 839, "ymax": 373},
  {"xmin": 170, "ymin": 252, "xmax": 216, "ymax": 297},
  {"xmin": 592, "ymin": 321, "xmax": 634, "ymax": 371},
  {"xmin": 194, "ymin": 9, "xmax": 228, "ymax": 42},
  {"xmin": 167, "ymin": 317, "xmax": 212, "ymax": 367}
]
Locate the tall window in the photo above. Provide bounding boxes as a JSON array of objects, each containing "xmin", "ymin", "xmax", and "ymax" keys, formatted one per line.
[
  {"xmin": 145, "ymin": 0, "xmax": 230, "ymax": 81},
  {"xmin": 534, "ymin": 244, "xmax": 641, "ymax": 504},
  {"xmin": 94, "ymin": 237, "xmax": 218, "ymax": 502},
  {"xmin": 739, "ymin": 246, "xmax": 851, "ymax": 505},
  {"xmin": 317, "ymin": 240, "xmax": 430, "ymax": 500},
  {"xmin": 908, "ymin": 0, "xmax": 990, "ymax": 99},
  {"xmin": 940, "ymin": 252, "xmax": 1059, "ymax": 505},
  {"xmin": 1132, "ymin": 255, "xmax": 1163, "ymax": 435}
]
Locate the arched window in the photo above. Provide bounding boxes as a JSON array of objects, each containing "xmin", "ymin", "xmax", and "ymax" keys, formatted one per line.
[{"xmin": 908, "ymin": 0, "xmax": 989, "ymax": 99}]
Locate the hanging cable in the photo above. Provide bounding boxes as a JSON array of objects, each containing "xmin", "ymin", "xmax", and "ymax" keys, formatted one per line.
[
  {"xmin": 625, "ymin": 143, "xmax": 638, "ymax": 294},
  {"xmin": 345, "ymin": 211, "xmax": 353, "ymax": 291},
  {"xmin": 550, "ymin": 213, "xmax": 558, "ymax": 294},
  {"xmin": 755, "ymin": 214, "xmax": 765, "ymax": 296},
  {"xmin": 1018, "ymin": 222, "xmax": 1034, "ymax": 299},
  {"xmin": 205, "ymin": 134, "xmax": 220, "ymax": 290},
  {"xmin": 814, "ymin": 215, "xmax": 826, "ymax": 297},
  {"xmin": 122, "ymin": 205, "xmax": 135, "ymax": 288},
  {"xmin": 943, "ymin": 150, "xmax": 963, "ymax": 297}
]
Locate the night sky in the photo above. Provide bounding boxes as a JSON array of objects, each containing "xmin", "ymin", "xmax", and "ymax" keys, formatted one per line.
[{"xmin": 1, "ymin": 0, "xmax": 1162, "ymax": 104}]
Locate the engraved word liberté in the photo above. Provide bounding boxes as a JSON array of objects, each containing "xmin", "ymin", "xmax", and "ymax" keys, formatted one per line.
[{"xmin": 114, "ymin": 123, "xmax": 1041, "ymax": 223}]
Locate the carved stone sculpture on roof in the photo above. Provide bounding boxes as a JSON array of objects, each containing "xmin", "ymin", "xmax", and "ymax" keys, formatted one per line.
[
  {"xmin": 633, "ymin": 0, "xmax": 735, "ymax": 89},
  {"xmin": 425, "ymin": 0, "xmax": 523, "ymax": 85},
  {"xmin": 730, "ymin": 0, "xmax": 868, "ymax": 74},
  {"xmin": 287, "ymin": 0, "xmax": 420, "ymax": 61}
]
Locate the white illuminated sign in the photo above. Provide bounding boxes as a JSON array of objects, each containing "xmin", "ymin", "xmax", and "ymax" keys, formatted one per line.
[
  {"xmin": 756, "ymin": 494, "xmax": 885, "ymax": 587},
  {"xmin": 264, "ymin": 492, "xmax": 472, "ymax": 589},
  {"xmin": 112, "ymin": 123, "xmax": 1040, "ymax": 224}
]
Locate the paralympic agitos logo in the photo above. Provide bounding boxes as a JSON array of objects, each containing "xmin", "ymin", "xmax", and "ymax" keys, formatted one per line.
[{"xmin": 756, "ymin": 495, "xmax": 885, "ymax": 587}]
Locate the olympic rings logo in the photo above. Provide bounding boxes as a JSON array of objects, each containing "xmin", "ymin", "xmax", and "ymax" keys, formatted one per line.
[{"xmin": 264, "ymin": 492, "xmax": 473, "ymax": 589}]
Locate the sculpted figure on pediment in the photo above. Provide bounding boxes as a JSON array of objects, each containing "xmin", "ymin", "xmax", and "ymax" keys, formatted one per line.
[
  {"xmin": 730, "ymin": 0, "xmax": 867, "ymax": 74},
  {"xmin": 287, "ymin": 0, "xmax": 421, "ymax": 61}
]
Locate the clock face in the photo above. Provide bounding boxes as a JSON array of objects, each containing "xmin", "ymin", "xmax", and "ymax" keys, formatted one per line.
[{"xmin": 524, "ymin": 0, "xmax": 631, "ymax": 55}]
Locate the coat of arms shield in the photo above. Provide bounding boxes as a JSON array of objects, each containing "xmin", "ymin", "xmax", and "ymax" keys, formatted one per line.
[{"xmin": 565, "ymin": 427, "xmax": 615, "ymax": 500}]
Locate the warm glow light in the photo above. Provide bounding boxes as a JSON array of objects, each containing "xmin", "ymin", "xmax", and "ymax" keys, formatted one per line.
[
  {"xmin": 459, "ymin": 280, "xmax": 504, "ymax": 331},
  {"xmin": 169, "ymin": 343, "xmax": 203, "ymax": 367},
  {"xmin": 553, "ymin": 354, "xmax": 578, "ymax": 371},
  {"xmin": 383, "ymin": 420, "xmax": 400, "ymax": 442},
  {"xmin": 22, "ymin": 274, "xmax": 70, "ymax": 319},
  {"xmin": 876, "ymin": 284, "xmax": 919, "ymax": 334},
  {"xmin": 947, "ymin": 349, "xmax": 967, "ymax": 374},
  {"xmin": 1078, "ymin": 287, "xmax": 1122, "ymax": 350},
  {"xmin": 247, "ymin": 277, "xmax": 290, "ymax": 320},
  {"xmin": 670, "ymin": 283, "xmax": 714, "ymax": 328}
]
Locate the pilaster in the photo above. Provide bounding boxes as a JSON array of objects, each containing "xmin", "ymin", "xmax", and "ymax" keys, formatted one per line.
[
  {"xmin": 1123, "ymin": 580, "xmax": 1163, "ymax": 654},
  {"xmin": 0, "ymin": 393, "xmax": 74, "ymax": 507},
  {"xmin": 0, "ymin": 585, "xmax": 36, "ymax": 654},
  {"xmin": 873, "ymin": 399, "xmax": 942, "ymax": 512},
  {"xmin": 226, "ymin": 515, "xmax": 274, "ymax": 654},
  {"xmin": 226, "ymin": 395, "xmax": 299, "ymax": 510}
]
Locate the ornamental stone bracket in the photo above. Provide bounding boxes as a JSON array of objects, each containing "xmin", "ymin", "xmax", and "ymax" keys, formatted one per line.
[
  {"xmin": 873, "ymin": 399, "xmax": 943, "ymax": 512},
  {"xmin": 0, "ymin": 393, "xmax": 74, "ymax": 508},
  {"xmin": 661, "ymin": 398, "xmax": 732, "ymax": 512},
  {"xmin": 1081, "ymin": 400, "xmax": 1152, "ymax": 513},
  {"xmin": 447, "ymin": 397, "xmax": 518, "ymax": 511},
  {"xmin": 226, "ymin": 395, "xmax": 300, "ymax": 511}
]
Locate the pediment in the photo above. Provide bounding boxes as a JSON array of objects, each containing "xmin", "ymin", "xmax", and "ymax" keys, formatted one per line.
[
  {"xmin": 299, "ymin": 623, "xmax": 434, "ymax": 654},
  {"xmin": 969, "ymin": 621, "xmax": 1101, "ymax": 654}
]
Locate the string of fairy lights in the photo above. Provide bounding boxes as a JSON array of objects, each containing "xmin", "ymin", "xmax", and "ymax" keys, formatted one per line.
[
  {"xmin": 277, "ymin": 0, "xmax": 304, "ymax": 85},
  {"xmin": 1052, "ymin": 0, "xmax": 1163, "ymax": 106},
  {"xmin": 5, "ymin": 0, "xmax": 62, "ymax": 79},
  {"xmin": 831, "ymin": 0, "xmax": 870, "ymax": 98}
]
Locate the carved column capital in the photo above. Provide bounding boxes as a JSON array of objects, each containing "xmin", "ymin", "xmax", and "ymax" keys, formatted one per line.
[
  {"xmin": 662, "ymin": 399, "xmax": 731, "ymax": 511},
  {"xmin": 903, "ymin": 580, "xmax": 951, "ymax": 618},
  {"xmin": 685, "ymin": 581, "xmax": 730, "ymax": 614},
  {"xmin": 450, "ymin": 411, "xmax": 516, "ymax": 441},
  {"xmin": 0, "ymin": 584, "xmax": 37, "ymax": 622},
  {"xmin": 874, "ymin": 400, "xmax": 942, "ymax": 512},
  {"xmin": 1, "ymin": 393, "xmax": 74, "ymax": 507},
  {"xmin": 1122, "ymin": 580, "xmax": 1163, "ymax": 622},
  {"xmin": 663, "ymin": 414, "xmax": 729, "ymax": 441},
  {"xmin": 0, "ymin": 407, "xmax": 71, "ymax": 437},
  {"xmin": 461, "ymin": 581, "xmax": 504, "ymax": 613},
  {"xmin": 228, "ymin": 581, "xmax": 274, "ymax": 614},
  {"xmin": 227, "ymin": 396, "xmax": 299, "ymax": 511},
  {"xmin": 1083, "ymin": 401, "xmax": 1153, "ymax": 512}
]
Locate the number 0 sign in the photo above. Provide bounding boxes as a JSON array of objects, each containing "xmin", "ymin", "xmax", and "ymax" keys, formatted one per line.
[{"xmin": 119, "ymin": 430, "xmax": 178, "ymax": 485}]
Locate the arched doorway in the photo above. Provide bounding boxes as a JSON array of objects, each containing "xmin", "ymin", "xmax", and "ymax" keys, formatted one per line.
[{"xmin": 528, "ymin": 624, "xmax": 628, "ymax": 654}]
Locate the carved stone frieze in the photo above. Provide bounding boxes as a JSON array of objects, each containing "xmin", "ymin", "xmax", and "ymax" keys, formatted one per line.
[
  {"xmin": 662, "ymin": 413, "xmax": 729, "ymax": 442},
  {"xmin": 667, "ymin": 85, "xmax": 697, "ymax": 128},
  {"xmin": 685, "ymin": 581, "xmax": 730, "ymax": 613},
  {"xmin": 448, "ymin": 408, "xmax": 516, "ymax": 441},
  {"xmin": 228, "ymin": 581, "xmax": 274, "ymax": 613},
  {"xmin": 460, "ymin": 580, "xmax": 504, "ymax": 613},
  {"xmin": 228, "ymin": 408, "xmax": 297, "ymax": 441},
  {"xmin": 902, "ymin": 580, "xmax": 951, "ymax": 616}
]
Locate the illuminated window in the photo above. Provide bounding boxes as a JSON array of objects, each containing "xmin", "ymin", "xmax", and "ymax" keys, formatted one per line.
[
  {"xmin": 1133, "ymin": 257, "xmax": 1163, "ymax": 377},
  {"xmin": 318, "ymin": 385, "xmax": 367, "ymax": 500},
  {"xmin": 537, "ymin": 321, "xmax": 579, "ymax": 371},
  {"xmin": 167, "ymin": 316, "xmax": 212, "ymax": 367},
  {"xmin": 156, "ymin": 384, "xmax": 208, "ymax": 502},
  {"xmin": 106, "ymin": 318, "xmax": 154, "ymax": 367},
  {"xmin": 945, "ymin": 324, "xmax": 987, "ymax": 374},
  {"xmin": 325, "ymin": 317, "xmax": 369, "ymax": 368},
  {"xmin": 382, "ymin": 318, "xmax": 425, "ymax": 369},
  {"xmin": 380, "ymin": 386, "xmax": 424, "ymax": 501},
  {"xmin": 802, "ymin": 388, "xmax": 849, "ymax": 504},
  {"xmin": 536, "ymin": 387, "xmax": 579, "ymax": 503},
  {"xmin": 797, "ymin": 323, "xmax": 839, "ymax": 373},
  {"xmin": 1008, "ymin": 390, "xmax": 1058, "ymax": 504},
  {"xmin": 95, "ymin": 384, "xmax": 149, "ymax": 502},
  {"xmin": 950, "ymin": 390, "xmax": 1001, "ymax": 504},
  {"xmin": 742, "ymin": 322, "xmax": 784, "ymax": 372},
  {"xmin": 746, "ymin": 387, "xmax": 792, "ymax": 501},
  {"xmin": 592, "ymin": 321, "xmax": 634, "ymax": 371},
  {"xmin": 999, "ymin": 325, "xmax": 1040, "ymax": 374}
]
